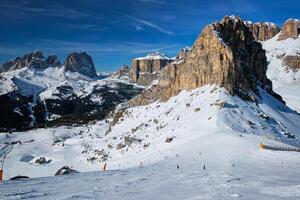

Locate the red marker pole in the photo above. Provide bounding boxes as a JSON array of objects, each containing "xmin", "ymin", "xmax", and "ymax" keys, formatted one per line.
[{"xmin": 0, "ymin": 169, "xmax": 3, "ymax": 182}]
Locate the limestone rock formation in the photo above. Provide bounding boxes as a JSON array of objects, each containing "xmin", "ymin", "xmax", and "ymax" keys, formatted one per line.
[
  {"xmin": 245, "ymin": 21, "xmax": 280, "ymax": 41},
  {"xmin": 46, "ymin": 54, "xmax": 61, "ymax": 67},
  {"xmin": 64, "ymin": 52, "xmax": 97, "ymax": 78},
  {"xmin": 282, "ymin": 55, "xmax": 300, "ymax": 71},
  {"xmin": 129, "ymin": 52, "xmax": 173, "ymax": 86},
  {"xmin": 112, "ymin": 65, "xmax": 130, "ymax": 78},
  {"xmin": 175, "ymin": 47, "xmax": 191, "ymax": 61},
  {"xmin": 278, "ymin": 19, "xmax": 300, "ymax": 40},
  {"xmin": 1, "ymin": 50, "xmax": 49, "ymax": 72},
  {"xmin": 131, "ymin": 16, "xmax": 282, "ymax": 106}
]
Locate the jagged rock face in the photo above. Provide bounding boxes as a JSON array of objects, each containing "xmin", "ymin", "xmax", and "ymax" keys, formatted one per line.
[
  {"xmin": 131, "ymin": 16, "xmax": 277, "ymax": 106},
  {"xmin": 129, "ymin": 53, "xmax": 173, "ymax": 86},
  {"xmin": 1, "ymin": 50, "xmax": 49, "ymax": 72},
  {"xmin": 246, "ymin": 22, "xmax": 280, "ymax": 41},
  {"xmin": 64, "ymin": 52, "xmax": 97, "ymax": 78},
  {"xmin": 112, "ymin": 65, "xmax": 130, "ymax": 78},
  {"xmin": 278, "ymin": 19, "xmax": 300, "ymax": 40},
  {"xmin": 176, "ymin": 47, "xmax": 191, "ymax": 61},
  {"xmin": 282, "ymin": 55, "xmax": 300, "ymax": 71},
  {"xmin": 46, "ymin": 54, "xmax": 61, "ymax": 67}
]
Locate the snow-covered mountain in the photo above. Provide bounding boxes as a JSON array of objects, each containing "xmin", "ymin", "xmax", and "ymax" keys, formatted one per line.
[
  {"xmin": 1, "ymin": 16, "xmax": 300, "ymax": 199},
  {"xmin": 263, "ymin": 26, "xmax": 300, "ymax": 112},
  {"xmin": 0, "ymin": 51, "xmax": 142, "ymax": 132}
]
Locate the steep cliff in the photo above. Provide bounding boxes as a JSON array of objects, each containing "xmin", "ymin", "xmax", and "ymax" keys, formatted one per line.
[
  {"xmin": 278, "ymin": 19, "xmax": 300, "ymax": 40},
  {"xmin": 245, "ymin": 21, "xmax": 280, "ymax": 41},
  {"xmin": 64, "ymin": 52, "xmax": 97, "ymax": 78},
  {"xmin": 129, "ymin": 52, "xmax": 173, "ymax": 86},
  {"xmin": 131, "ymin": 16, "xmax": 282, "ymax": 105}
]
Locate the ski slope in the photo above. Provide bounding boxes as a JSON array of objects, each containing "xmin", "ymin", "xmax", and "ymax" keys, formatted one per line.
[
  {"xmin": 1, "ymin": 136, "xmax": 300, "ymax": 200},
  {"xmin": 1, "ymin": 84, "xmax": 300, "ymax": 199}
]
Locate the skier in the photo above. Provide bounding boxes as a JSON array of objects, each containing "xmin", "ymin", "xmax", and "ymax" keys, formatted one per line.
[
  {"xmin": 203, "ymin": 165, "xmax": 206, "ymax": 170},
  {"xmin": 102, "ymin": 163, "xmax": 107, "ymax": 171}
]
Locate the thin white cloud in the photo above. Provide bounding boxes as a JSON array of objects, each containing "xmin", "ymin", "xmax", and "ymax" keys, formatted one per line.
[
  {"xmin": 1, "ymin": 3, "xmax": 102, "ymax": 20},
  {"xmin": 26, "ymin": 39, "xmax": 181, "ymax": 54},
  {"xmin": 123, "ymin": 14, "xmax": 174, "ymax": 35}
]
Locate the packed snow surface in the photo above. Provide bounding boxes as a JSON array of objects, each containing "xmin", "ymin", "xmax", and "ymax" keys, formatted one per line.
[{"xmin": 1, "ymin": 85, "xmax": 300, "ymax": 199}]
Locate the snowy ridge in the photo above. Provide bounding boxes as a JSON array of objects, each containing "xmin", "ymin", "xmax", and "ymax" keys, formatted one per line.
[
  {"xmin": 135, "ymin": 52, "xmax": 173, "ymax": 60},
  {"xmin": 244, "ymin": 20, "xmax": 277, "ymax": 27},
  {"xmin": 0, "ymin": 65, "xmax": 131, "ymax": 101},
  {"xmin": 263, "ymin": 34, "xmax": 300, "ymax": 112}
]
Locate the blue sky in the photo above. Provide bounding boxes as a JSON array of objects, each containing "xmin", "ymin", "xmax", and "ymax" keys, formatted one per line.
[{"xmin": 0, "ymin": 0, "xmax": 299, "ymax": 72}]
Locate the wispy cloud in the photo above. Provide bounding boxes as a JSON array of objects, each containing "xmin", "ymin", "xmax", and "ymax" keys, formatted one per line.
[
  {"xmin": 123, "ymin": 14, "xmax": 174, "ymax": 35},
  {"xmin": 1, "ymin": 3, "xmax": 103, "ymax": 20},
  {"xmin": 135, "ymin": 25, "xmax": 145, "ymax": 31},
  {"xmin": 27, "ymin": 39, "xmax": 181, "ymax": 54}
]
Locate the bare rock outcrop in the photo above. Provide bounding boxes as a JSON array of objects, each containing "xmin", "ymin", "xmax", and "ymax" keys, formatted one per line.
[
  {"xmin": 282, "ymin": 55, "xmax": 300, "ymax": 71},
  {"xmin": 46, "ymin": 54, "xmax": 61, "ymax": 67},
  {"xmin": 129, "ymin": 52, "xmax": 173, "ymax": 86},
  {"xmin": 64, "ymin": 52, "xmax": 97, "ymax": 78},
  {"xmin": 278, "ymin": 19, "xmax": 300, "ymax": 40},
  {"xmin": 131, "ymin": 16, "xmax": 281, "ymax": 106},
  {"xmin": 112, "ymin": 65, "xmax": 130, "ymax": 78},
  {"xmin": 1, "ymin": 50, "xmax": 50, "ymax": 72},
  {"xmin": 176, "ymin": 47, "xmax": 191, "ymax": 61},
  {"xmin": 55, "ymin": 166, "xmax": 79, "ymax": 176},
  {"xmin": 245, "ymin": 21, "xmax": 280, "ymax": 41}
]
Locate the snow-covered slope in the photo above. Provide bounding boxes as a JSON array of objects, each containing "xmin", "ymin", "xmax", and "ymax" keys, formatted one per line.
[
  {"xmin": 1, "ymin": 85, "xmax": 299, "ymax": 178},
  {"xmin": 1, "ymin": 85, "xmax": 300, "ymax": 199},
  {"xmin": 263, "ymin": 34, "xmax": 300, "ymax": 112}
]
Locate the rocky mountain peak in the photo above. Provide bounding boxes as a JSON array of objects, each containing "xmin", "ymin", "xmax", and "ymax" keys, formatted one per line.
[
  {"xmin": 0, "ymin": 50, "xmax": 50, "ymax": 72},
  {"xmin": 64, "ymin": 52, "xmax": 97, "ymax": 78},
  {"xmin": 131, "ymin": 16, "xmax": 281, "ymax": 105},
  {"xmin": 46, "ymin": 54, "xmax": 61, "ymax": 67},
  {"xmin": 112, "ymin": 65, "xmax": 130, "ymax": 79},
  {"xmin": 278, "ymin": 18, "xmax": 300, "ymax": 40},
  {"xmin": 129, "ymin": 52, "xmax": 173, "ymax": 86},
  {"xmin": 245, "ymin": 21, "xmax": 280, "ymax": 41}
]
